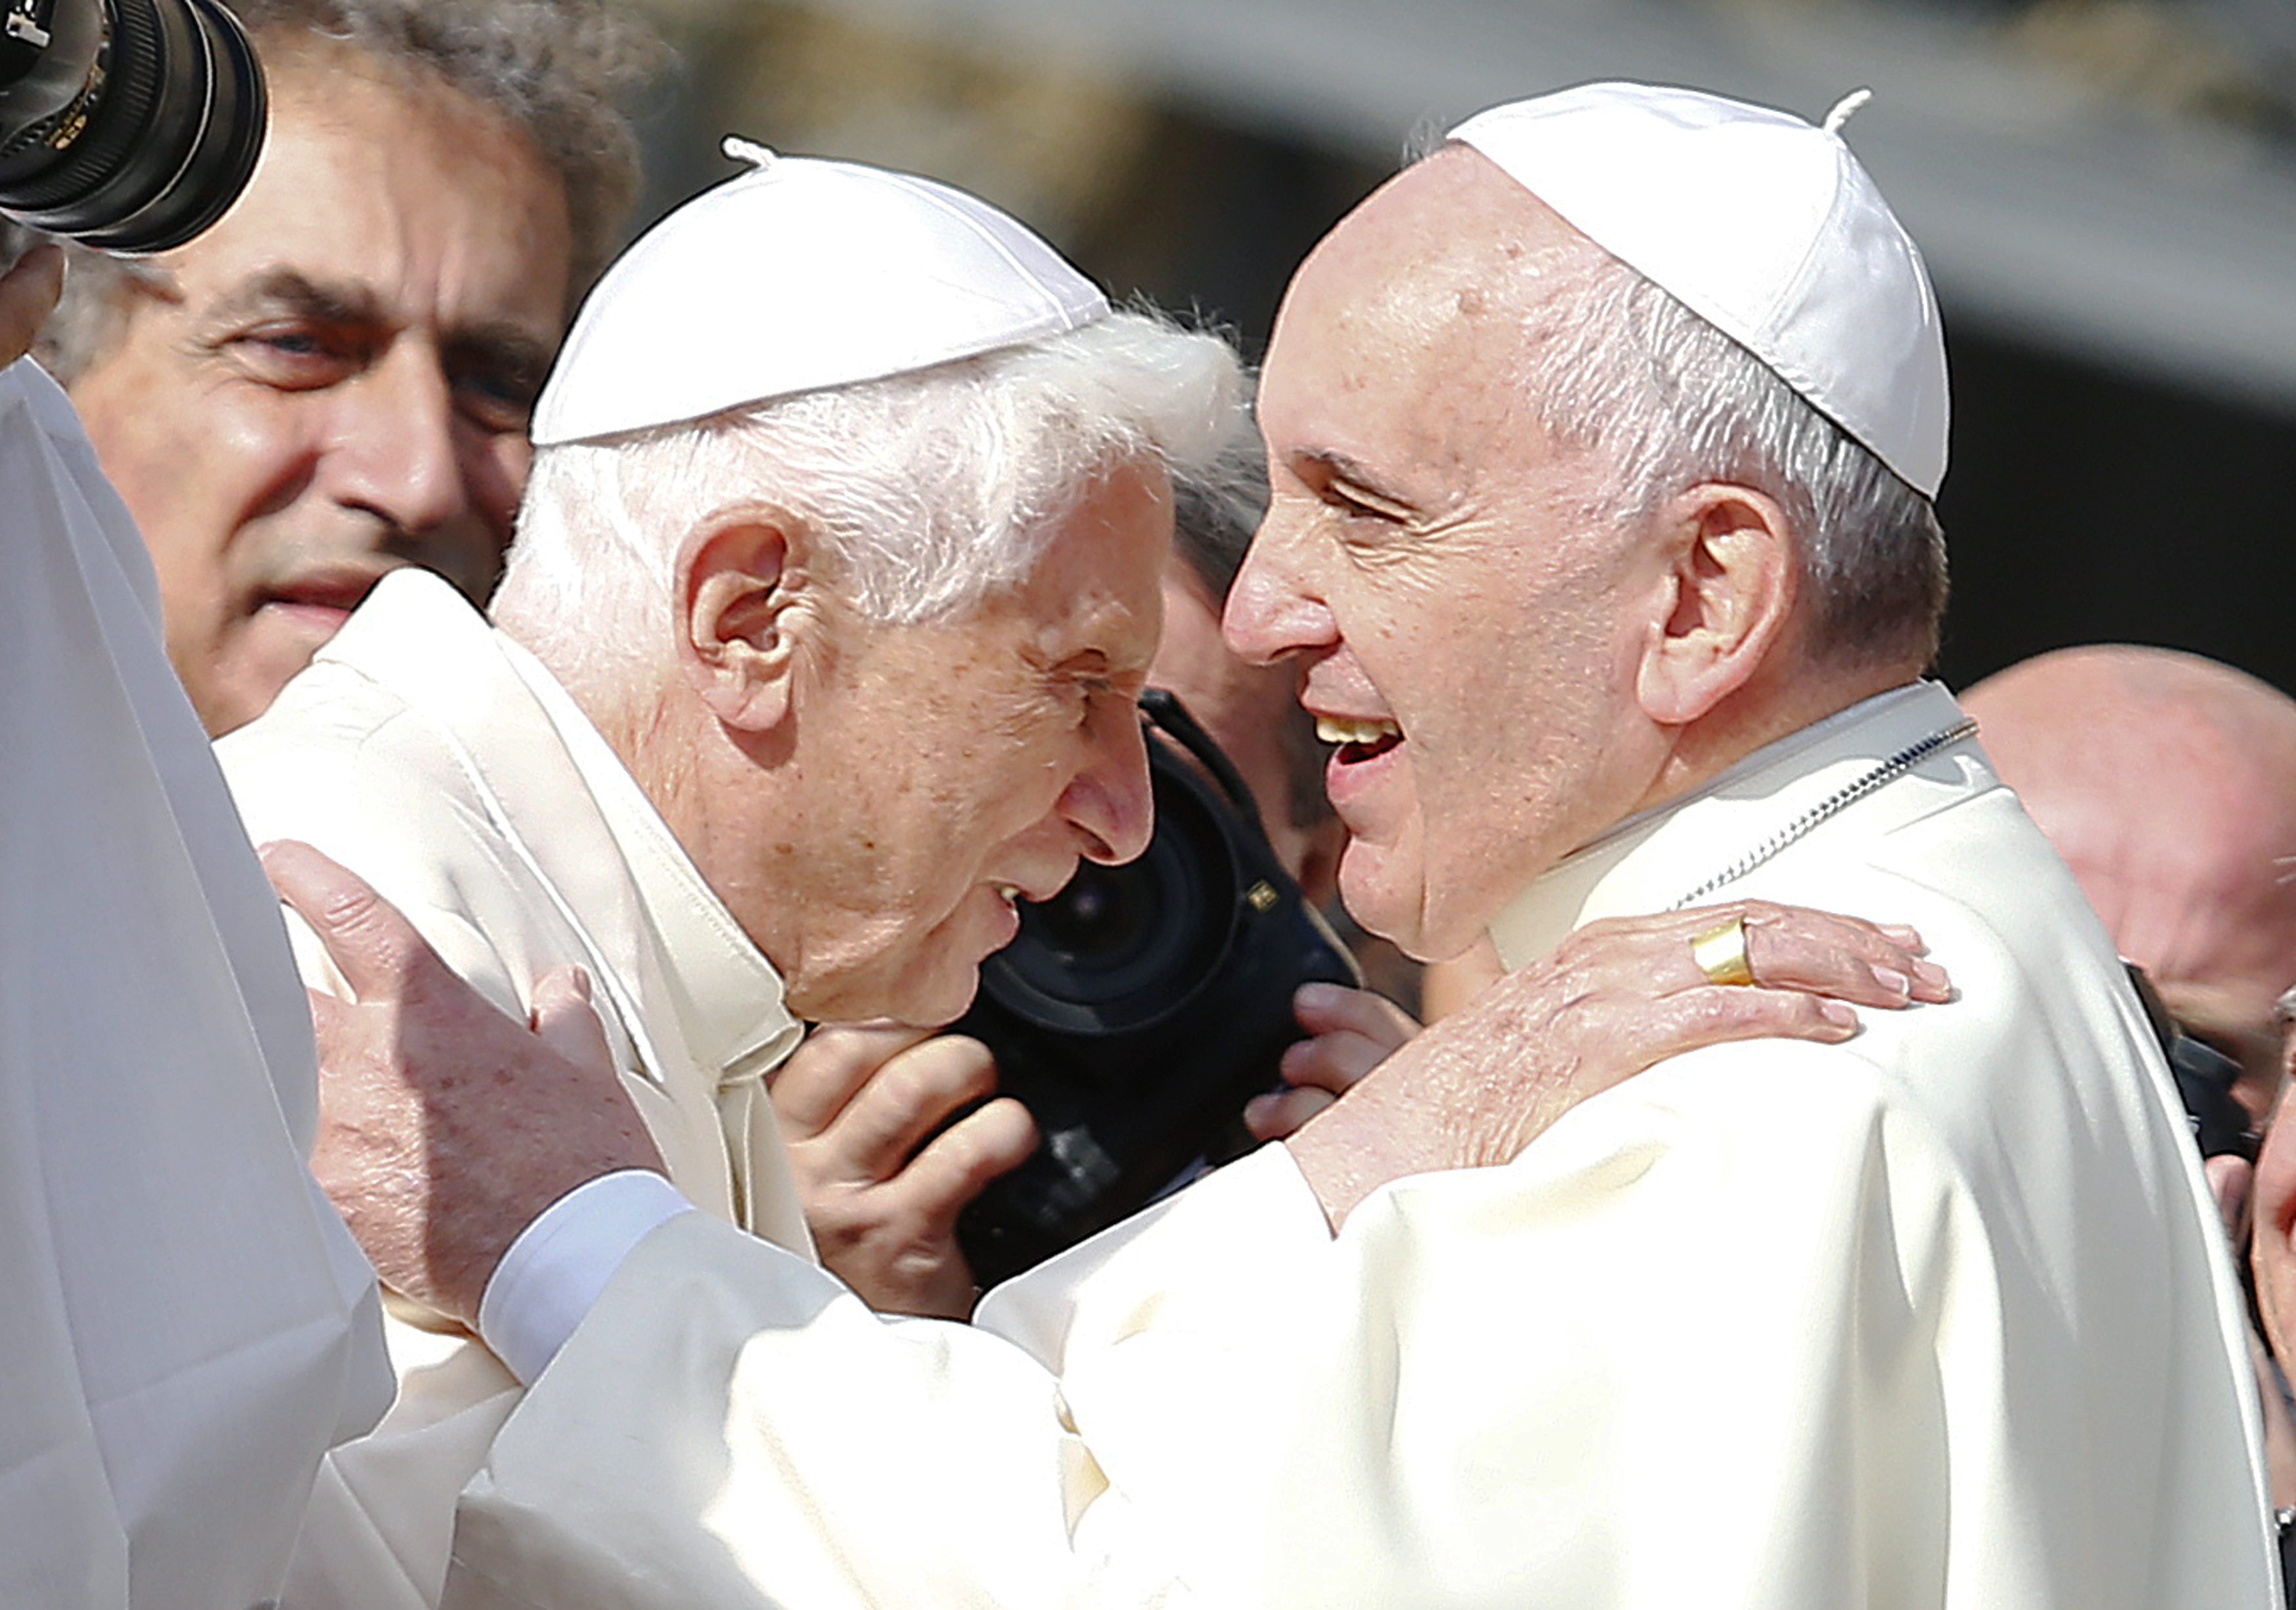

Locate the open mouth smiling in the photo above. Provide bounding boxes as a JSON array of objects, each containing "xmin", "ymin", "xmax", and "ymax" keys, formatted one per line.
[{"xmin": 1317, "ymin": 713, "xmax": 1404, "ymax": 765}]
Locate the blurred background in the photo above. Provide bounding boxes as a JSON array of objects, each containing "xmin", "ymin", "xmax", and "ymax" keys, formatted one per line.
[{"xmin": 616, "ymin": 0, "xmax": 2296, "ymax": 694}]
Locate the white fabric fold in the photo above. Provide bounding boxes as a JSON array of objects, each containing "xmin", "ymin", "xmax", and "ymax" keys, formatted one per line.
[{"xmin": 0, "ymin": 357, "xmax": 389, "ymax": 1609}]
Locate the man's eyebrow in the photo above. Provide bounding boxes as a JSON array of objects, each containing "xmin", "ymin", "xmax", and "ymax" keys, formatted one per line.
[
  {"xmin": 206, "ymin": 268, "xmax": 385, "ymax": 329},
  {"xmin": 442, "ymin": 322, "xmax": 556, "ymax": 388},
  {"xmin": 203, "ymin": 269, "xmax": 554, "ymax": 385}
]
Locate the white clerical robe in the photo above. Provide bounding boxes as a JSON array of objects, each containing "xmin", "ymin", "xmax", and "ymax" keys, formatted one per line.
[
  {"xmin": 216, "ymin": 569, "xmax": 813, "ymax": 1609},
  {"xmin": 444, "ymin": 681, "xmax": 2276, "ymax": 1607},
  {"xmin": 0, "ymin": 357, "xmax": 390, "ymax": 1608}
]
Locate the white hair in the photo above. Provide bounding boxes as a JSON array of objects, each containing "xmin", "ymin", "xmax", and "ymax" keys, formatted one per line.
[
  {"xmin": 493, "ymin": 309, "xmax": 1246, "ymax": 694},
  {"xmin": 1523, "ymin": 241, "xmax": 1949, "ymax": 668}
]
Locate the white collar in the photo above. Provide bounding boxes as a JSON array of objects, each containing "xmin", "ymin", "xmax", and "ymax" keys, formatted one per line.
[
  {"xmin": 497, "ymin": 631, "xmax": 802, "ymax": 1084},
  {"xmin": 1489, "ymin": 681, "xmax": 1983, "ymax": 968}
]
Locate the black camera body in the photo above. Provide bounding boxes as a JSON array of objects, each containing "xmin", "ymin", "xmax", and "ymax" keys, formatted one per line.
[
  {"xmin": 2, "ymin": 0, "xmax": 264, "ymax": 252},
  {"xmin": 951, "ymin": 689, "xmax": 1359, "ymax": 1287},
  {"xmin": 2126, "ymin": 963, "xmax": 2259, "ymax": 1163}
]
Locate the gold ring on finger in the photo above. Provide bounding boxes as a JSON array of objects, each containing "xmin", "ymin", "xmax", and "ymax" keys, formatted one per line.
[{"xmin": 1691, "ymin": 916, "xmax": 1756, "ymax": 987}]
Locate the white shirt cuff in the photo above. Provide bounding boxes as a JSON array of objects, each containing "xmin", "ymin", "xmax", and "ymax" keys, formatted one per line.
[{"xmin": 477, "ymin": 1169, "xmax": 694, "ymax": 1385}]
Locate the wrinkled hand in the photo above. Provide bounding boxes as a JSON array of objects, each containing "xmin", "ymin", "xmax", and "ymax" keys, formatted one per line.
[
  {"xmin": 1286, "ymin": 898, "xmax": 1950, "ymax": 1228},
  {"xmin": 1, "ymin": 242, "xmax": 62, "ymax": 368},
  {"xmin": 772, "ymin": 1024, "xmax": 1036, "ymax": 1318},
  {"xmin": 264, "ymin": 840, "xmax": 663, "ymax": 1328}
]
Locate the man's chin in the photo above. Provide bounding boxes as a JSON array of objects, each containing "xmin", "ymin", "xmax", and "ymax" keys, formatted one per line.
[
  {"xmin": 206, "ymin": 614, "xmax": 346, "ymax": 731},
  {"xmin": 199, "ymin": 656, "xmax": 314, "ymax": 738},
  {"xmin": 884, "ymin": 959, "xmax": 987, "ymax": 1033},
  {"xmin": 1335, "ymin": 845, "xmax": 1434, "ymax": 959}
]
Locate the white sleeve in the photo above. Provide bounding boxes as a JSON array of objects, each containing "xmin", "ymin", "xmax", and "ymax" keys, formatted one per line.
[
  {"xmin": 447, "ymin": 1034, "xmax": 2257, "ymax": 1609},
  {"xmin": 478, "ymin": 1170, "xmax": 695, "ymax": 1385},
  {"xmin": 445, "ymin": 1149, "xmax": 1334, "ymax": 1610}
]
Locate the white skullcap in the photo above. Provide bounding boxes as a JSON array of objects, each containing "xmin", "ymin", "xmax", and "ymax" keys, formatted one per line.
[
  {"xmin": 531, "ymin": 139, "xmax": 1111, "ymax": 447},
  {"xmin": 1448, "ymin": 82, "xmax": 1949, "ymax": 498}
]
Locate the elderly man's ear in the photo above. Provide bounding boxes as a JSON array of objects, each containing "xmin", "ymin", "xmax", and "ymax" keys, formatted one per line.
[
  {"xmin": 674, "ymin": 511, "xmax": 822, "ymax": 732},
  {"xmin": 1632, "ymin": 483, "xmax": 1799, "ymax": 728}
]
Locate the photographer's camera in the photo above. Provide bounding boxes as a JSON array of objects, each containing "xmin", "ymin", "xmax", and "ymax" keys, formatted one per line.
[{"xmin": 2, "ymin": 0, "xmax": 263, "ymax": 252}]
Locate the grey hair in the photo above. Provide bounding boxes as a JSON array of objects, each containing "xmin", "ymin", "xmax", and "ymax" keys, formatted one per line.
[
  {"xmin": 1168, "ymin": 401, "xmax": 1270, "ymax": 606},
  {"xmin": 493, "ymin": 310, "xmax": 1248, "ymax": 698},
  {"xmin": 35, "ymin": 0, "xmax": 663, "ymax": 381},
  {"xmin": 1160, "ymin": 405, "xmax": 1338, "ymax": 836},
  {"xmin": 1522, "ymin": 233, "xmax": 1949, "ymax": 668}
]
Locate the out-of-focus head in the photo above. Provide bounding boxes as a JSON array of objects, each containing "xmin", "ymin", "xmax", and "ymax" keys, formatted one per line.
[
  {"xmin": 1225, "ymin": 81, "xmax": 1950, "ymax": 959},
  {"xmin": 1153, "ymin": 413, "xmax": 1345, "ymax": 904},
  {"xmin": 46, "ymin": 0, "xmax": 659, "ymax": 736},
  {"xmin": 492, "ymin": 152, "xmax": 1245, "ymax": 1026},
  {"xmin": 1965, "ymin": 646, "xmax": 2296, "ymax": 1118}
]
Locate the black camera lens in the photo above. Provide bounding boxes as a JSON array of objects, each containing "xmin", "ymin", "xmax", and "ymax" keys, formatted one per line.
[
  {"xmin": 1, "ymin": 0, "xmax": 266, "ymax": 253},
  {"xmin": 1025, "ymin": 867, "xmax": 1158, "ymax": 964},
  {"xmin": 980, "ymin": 764, "xmax": 1240, "ymax": 1037},
  {"xmin": 951, "ymin": 691, "xmax": 1363, "ymax": 1285}
]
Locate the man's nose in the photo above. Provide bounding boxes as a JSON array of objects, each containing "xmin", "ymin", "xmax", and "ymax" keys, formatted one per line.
[
  {"xmin": 327, "ymin": 344, "xmax": 472, "ymax": 536},
  {"xmin": 1062, "ymin": 710, "xmax": 1155, "ymax": 868},
  {"xmin": 1222, "ymin": 528, "xmax": 1332, "ymax": 668}
]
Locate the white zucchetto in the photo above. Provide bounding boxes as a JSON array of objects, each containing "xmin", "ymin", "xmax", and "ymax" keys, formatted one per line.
[
  {"xmin": 531, "ymin": 140, "xmax": 1111, "ymax": 447},
  {"xmin": 1449, "ymin": 82, "xmax": 1950, "ymax": 498}
]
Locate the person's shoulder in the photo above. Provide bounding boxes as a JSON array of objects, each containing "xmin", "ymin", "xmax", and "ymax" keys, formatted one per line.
[
  {"xmin": 220, "ymin": 658, "xmax": 468, "ymax": 827},
  {"xmin": 1616, "ymin": 853, "xmax": 2175, "ymax": 1228},
  {"xmin": 215, "ymin": 642, "xmax": 529, "ymax": 940}
]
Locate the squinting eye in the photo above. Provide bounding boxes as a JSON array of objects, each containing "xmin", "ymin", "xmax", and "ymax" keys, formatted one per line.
[
  {"xmin": 453, "ymin": 372, "xmax": 538, "ymax": 433},
  {"xmin": 1327, "ymin": 484, "xmax": 1404, "ymax": 523},
  {"xmin": 228, "ymin": 327, "xmax": 359, "ymax": 388}
]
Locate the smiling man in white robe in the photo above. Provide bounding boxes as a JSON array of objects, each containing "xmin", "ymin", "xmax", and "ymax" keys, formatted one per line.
[
  {"xmin": 230, "ymin": 136, "xmax": 1929, "ymax": 1608},
  {"xmin": 276, "ymin": 85, "xmax": 2270, "ymax": 1608},
  {"xmin": 381, "ymin": 81, "xmax": 2278, "ymax": 1598}
]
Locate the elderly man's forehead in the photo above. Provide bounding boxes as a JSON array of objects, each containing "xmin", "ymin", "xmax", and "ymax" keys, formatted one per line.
[{"xmin": 1303, "ymin": 148, "xmax": 1596, "ymax": 327}]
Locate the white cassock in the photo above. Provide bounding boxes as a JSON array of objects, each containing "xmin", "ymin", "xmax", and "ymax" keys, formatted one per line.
[
  {"xmin": 441, "ymin": 681, "xmax": 2277, "ymax": 1607},
  {"xmin": 215, "ymin": 569, "xmax": 812, "ymax": 1609},
  {"xmin": 0, "ymin": 357, "xmax": 390, "ymax": 1608}
]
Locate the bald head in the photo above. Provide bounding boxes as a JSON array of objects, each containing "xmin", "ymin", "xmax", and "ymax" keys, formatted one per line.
[{"xmin": 1966, "ymin": 646, "xmax": 2296, "ymax": 1114}]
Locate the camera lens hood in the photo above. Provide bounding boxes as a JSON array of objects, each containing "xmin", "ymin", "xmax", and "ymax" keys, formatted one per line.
[
  {"xmin": 973, "ymin": 746, "xmax": 1244, "ymax": 1037},
  {"xmin": 1, "ymin": 0, "xmax": 265, "ymax": 253}
]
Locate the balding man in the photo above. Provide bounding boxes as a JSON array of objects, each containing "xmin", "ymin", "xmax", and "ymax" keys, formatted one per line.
[
  {"xmin": 1967, "ymin": 648, "xmax": 2296, "ymax": 1554},
  {"xmin": 1965, "ymin": 645, "xmax": 2296, "ymax": 1122},
  {"xmin": 304, "ymin": 87, "xmax": 2265, "ymax": 1608}
]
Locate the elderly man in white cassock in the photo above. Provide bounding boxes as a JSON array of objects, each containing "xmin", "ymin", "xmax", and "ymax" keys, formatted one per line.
[
  {"xmin": 382, "ymin": 85, "xmax": 2273, "ymax": 1605},
  {"xmin": 0, "ymin": 247, "xmax": 390, "ymax": 1606},
  {"xmin": 228, "ymin": 140, "xmax": 1940, "ymax": 1607}
]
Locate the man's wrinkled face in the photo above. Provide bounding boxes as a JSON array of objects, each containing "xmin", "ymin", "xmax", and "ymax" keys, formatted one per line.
[
  {"xmin": 1224, "ymin": 151, "xmax": 1666, "ymax": 962},
  {"xmin": 67, "ymin": 45, "xmax": 572, "ymax": 735},
  {"xmin": 768, "ymin": 459, "xmax": 1169, "ymax": 1026}
]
